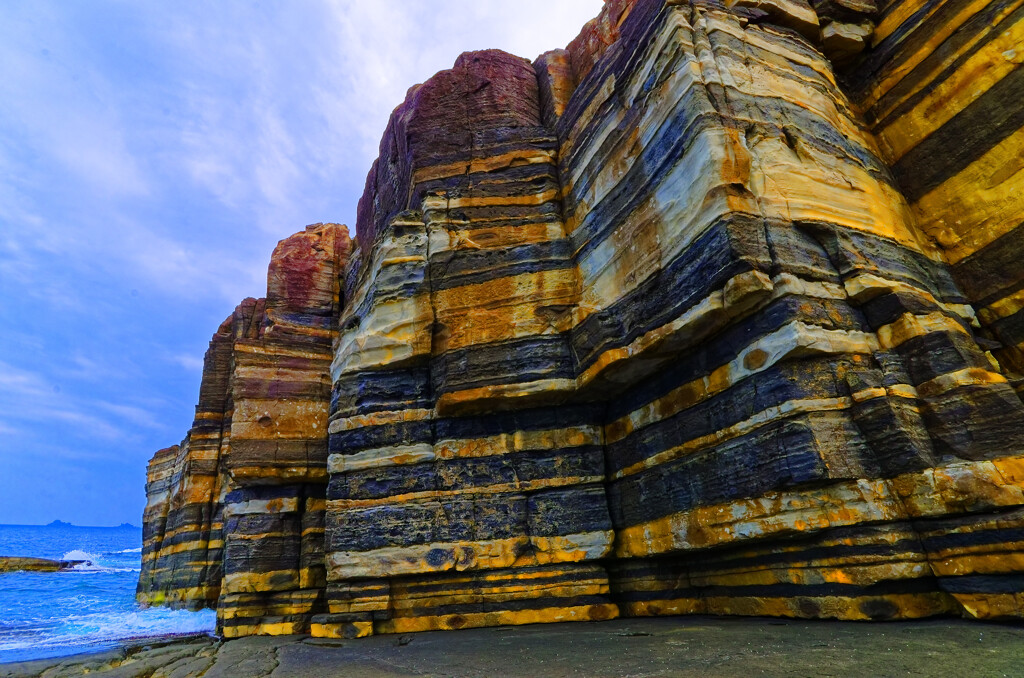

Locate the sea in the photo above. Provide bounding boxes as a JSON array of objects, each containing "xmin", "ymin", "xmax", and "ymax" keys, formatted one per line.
[{"xmin": 0, "ymin": 523, "xmax": 215, "ymax": 664}]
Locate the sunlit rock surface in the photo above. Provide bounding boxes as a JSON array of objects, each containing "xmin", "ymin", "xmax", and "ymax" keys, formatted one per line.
[{"xmin": 140, "ymin": 0, "xmax": 1024, "ymax": 637}]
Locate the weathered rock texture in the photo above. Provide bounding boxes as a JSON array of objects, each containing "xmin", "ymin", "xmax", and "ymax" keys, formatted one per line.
[
  {"xmin": 0, "ymin": 557, "xmax": 87, "ymax": 573},
  {"xmin": 141, "ymin": 0, "xmax": 1024, "ymax": 638},
  {"xmin": 139, "ymin": 223, "xmax": 351, "ymax": 636}
]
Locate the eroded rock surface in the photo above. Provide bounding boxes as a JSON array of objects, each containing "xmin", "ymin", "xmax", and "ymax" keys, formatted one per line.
[
  {"xmin": 138, "ymin": 223, "xmax": 351, "ymax": 635},
  {"xmin": 0, "ymin": 558, "xmax": 86, "ymax": 573},
  {"xmin": 140, "ymin": 0, "xmax": 1024, "ymax": 638}
]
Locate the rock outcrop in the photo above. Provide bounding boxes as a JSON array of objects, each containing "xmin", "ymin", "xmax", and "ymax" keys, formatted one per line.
[
  {"xmin": 139, "ymin": 223, "xmax": 351, "ymax": 635},
  {"xmin": 140, "ymin": 0, "xmax": 1024, "ymax": 637},
  {"xmin": 0, "ymin": 557, "xmax": 88, "ymax": 573}
]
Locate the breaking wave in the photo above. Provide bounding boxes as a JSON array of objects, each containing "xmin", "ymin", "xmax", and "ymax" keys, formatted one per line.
[
  {"xmin": 0, "ymin": 608, "xmax": 216, "ymax": 656},
  {"xmin": 0, "ymin": 525, "xmax": 210, "ymax": 663},
  {"xmin": 61, "ymin": 549, "xmax": 101, "ymax": 562}
]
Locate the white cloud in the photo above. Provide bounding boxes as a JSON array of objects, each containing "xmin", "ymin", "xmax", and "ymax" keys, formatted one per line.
[
  {"xmin": 172, "ymin": 353, "xmax": 206, "ymax": 372},
  {"xmin": 0, "ymin": 360, "xmax": 160, "ymax": 445},
  {"xmin": 0, "ymin": 7, "xmax": 150, "ymax": 198},
  {"xmin": 48, "ymin": 410, "xmax": 126, "ymax": 442},
  {"xmin": 0, "ymin": 360, "xmax": 50, "ymax": 399},
  {"xmin": 95, "ymin": 402, "xmax": 164, "ymax": 431}
]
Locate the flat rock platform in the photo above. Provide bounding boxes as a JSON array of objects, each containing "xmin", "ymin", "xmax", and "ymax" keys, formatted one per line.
[{"xmin": 3, "ymin": 616, "xmax": 1022, "ymax": 677}]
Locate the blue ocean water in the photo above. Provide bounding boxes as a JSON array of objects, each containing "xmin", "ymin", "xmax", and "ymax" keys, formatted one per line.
[{"xmin": 0, "ymin": 523, "xmax": 215, "ymax": 664}]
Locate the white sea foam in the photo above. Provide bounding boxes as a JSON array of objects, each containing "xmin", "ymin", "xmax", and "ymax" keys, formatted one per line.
[
  {"xmin": 0, "ymin": 525, "xmax": 164, "ymax": 664},
  {"xmin": 69, "ymin": 562, "xmax": 141, "ymax": 573},
  {"xmin": 59, "ymin": 548, "xmax": 140, "ymax": 573},
  {"xmin": 0, "ymin": 608, "xmax": 216, "ymax": 654}
]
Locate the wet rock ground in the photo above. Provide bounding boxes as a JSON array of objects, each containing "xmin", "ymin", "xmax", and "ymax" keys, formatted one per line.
[{"xmin": 3, "ymin": 616, "xmax": 1022, "ymax": 677}]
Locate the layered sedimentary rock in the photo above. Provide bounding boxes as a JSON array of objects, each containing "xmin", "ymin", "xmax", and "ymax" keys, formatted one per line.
[
  {"xmin": 321, "ymin": 50, "xmax": 617, "ymax": 637},
  {"xmin": 139, "ymin": 223, "xmax": 351, "ymax": 636},
  {"xmin": 141, "ymin": 0, "xmax": 1024, "ymax": 637},
  {"xmin": 844, "ymin": 0, "xmax": 1024, "ymax": 386},
  {"xmin": 836, "ymin": 0, "xmax": 1024, "ymax": 617}
]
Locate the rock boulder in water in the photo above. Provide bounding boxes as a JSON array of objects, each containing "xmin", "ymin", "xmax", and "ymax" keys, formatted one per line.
[
  {"xmin": 0, "ymin": 557, "xmax": 89, "ymax": 572},
  {"xmin": 138, "ymin": 0, "xmax": 1024, "ymax": 638}
]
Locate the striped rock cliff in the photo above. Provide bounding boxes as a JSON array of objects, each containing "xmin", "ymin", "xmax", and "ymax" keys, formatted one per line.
[
  {"xmin": 140, "ymin": 0, "xmax": 1024, "ymax": 638},
  {"xmin": 139, "ymin": 222, "xmax": 351, "ymax": 636}
]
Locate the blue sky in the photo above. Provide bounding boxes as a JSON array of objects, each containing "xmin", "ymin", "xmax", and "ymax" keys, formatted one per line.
[{"xmin": 0, "ymin": 0, "xmax": 603, "ymax": 527}]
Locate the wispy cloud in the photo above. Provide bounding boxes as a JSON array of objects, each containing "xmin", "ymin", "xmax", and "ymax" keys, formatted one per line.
[
  {"xmin": 0, "ymin": 6, "xmax": 150, "ymax": 198},
  {"xmin": 0, "ymin": 360, "xmax": 51, "ymax": 398},
  {"xmin": 171, "ymin": 353, "xmax": 205, "ymax": 372},
  {"xmin": 0, "ymin": 359, "xmax": 161, "ymax": 448},
  {"xmin": 48, "ymin": 410, "xmax": 126, "ymax": 442},
  {"xmin": 0, "ymin": 422, "xmax": 22, "ymax": 437},
  {"xmin": 95, "ymin": 402, "xmax": 164, "ymax": 431}
]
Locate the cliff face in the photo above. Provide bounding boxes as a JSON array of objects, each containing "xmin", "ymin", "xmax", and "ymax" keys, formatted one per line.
[
  {"xmin": 141, "ymin": 0, "xmax": 1024, "ymax": 638},
  {"xmin": 138, "ymin": 223, "xmax": 350, "ymax": 635}
]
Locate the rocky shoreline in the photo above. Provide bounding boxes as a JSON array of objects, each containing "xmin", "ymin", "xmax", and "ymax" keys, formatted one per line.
[{"xmin": 3, "ymin": 617, "xmax": 1023, "ymax": 677}]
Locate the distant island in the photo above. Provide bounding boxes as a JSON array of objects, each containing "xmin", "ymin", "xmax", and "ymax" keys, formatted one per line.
[{"xmin": 39, "ymin": 520, "xmax": 139, "ymax": 529}]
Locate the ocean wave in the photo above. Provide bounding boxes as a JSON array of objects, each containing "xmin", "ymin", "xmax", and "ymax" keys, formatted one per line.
[
  {"xmin": 0, "ymin": 608, "xmax": 216, "ymax": 654},
  {"xmin": 61, "ymin": 549, "xmax": 101, "ymax": 562},
  {"xmin": 0, "ymin": 525, "xmax": 158, "ymax": 664},
  {"xmin": 57, "ymin": 549, "xmax": 140, "ymax": 573},
  {"xmin": 68, "ymin": 563, "xmax": 141, "ymax": 573}
]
